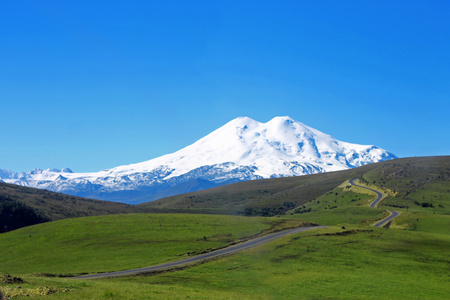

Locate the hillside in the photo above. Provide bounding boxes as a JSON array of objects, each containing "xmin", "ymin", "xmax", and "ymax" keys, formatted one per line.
[
  {"xmin": 360, "ymin": 156, "xmax": 450, "ymax": 213},
  {"xmin": 0, "ymin": 214, "xmax": 298, "ymax": 275},
  {"xmin": 0, "ymin": 211, "xmax": 448, "ymax": 298},
  {"xmin": 142, "ymin": 156, "xmax": 450, "ymax": 216},
  {"xmin": 0, "ymin": 182, "xmax": 146, "ymax": 233},
  {"xmin": 2, "ymin": 156, "xmax": 448, "ymax": 233}
]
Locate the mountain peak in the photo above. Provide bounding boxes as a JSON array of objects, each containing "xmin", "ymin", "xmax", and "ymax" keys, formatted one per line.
[
  {"xmin": 0, "ymin": 116, "xmax": 397, "ymax": 204},
  {"xmin": 227, "ymin": 116, "xmax": 300, "ymax": 128},
  {"xmin": 226, "ymin": 116, "xmax": 260, "ymax": 127},
  {"xmin": 269, "ymin": 115, "xmax": 294, "ymax": 122}
]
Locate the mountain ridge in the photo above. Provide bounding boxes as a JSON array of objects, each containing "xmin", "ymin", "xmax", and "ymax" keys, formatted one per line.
[{"xmin": 0, "ymin": 116, "xmax": 396, "ymax": 203}]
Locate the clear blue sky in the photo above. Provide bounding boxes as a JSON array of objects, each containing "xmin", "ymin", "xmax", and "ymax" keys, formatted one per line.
[{"xmin": 1, "ymin": 0, "xmax": 449, "ymax": 172}]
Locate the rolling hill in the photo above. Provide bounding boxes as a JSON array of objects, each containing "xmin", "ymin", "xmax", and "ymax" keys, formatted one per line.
[
  {"xmin": 2, "ymin": 156, "xmax": 448, "ymax": 233},
  {"xmin": 141, "ymin": 156, "xmax": 450, "ymax": 216},
  {"xmin": 0, "ymin": 182, "xmax": 146, "ymax": 233}
]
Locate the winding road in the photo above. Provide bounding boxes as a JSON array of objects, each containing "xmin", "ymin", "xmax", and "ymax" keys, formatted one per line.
[
  {"xmin": 71, "ymin": 179, "xmax": 398, "ymax": 279},
  {"xmin": 71, "ymin": 225, "xmax": 327, "ymax": 279},
  {"xmin": 348, "ymin": 178, "xmax": 384, "ymax": 208},
  {"xmin": 349, "ymin": 178, "xmax": 400, "ymax": 227}
]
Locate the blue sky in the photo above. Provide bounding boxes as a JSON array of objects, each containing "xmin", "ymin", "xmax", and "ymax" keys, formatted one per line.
[{"xmin": 1, "ymin": 0, "xmax": 449, "ymax": 172}]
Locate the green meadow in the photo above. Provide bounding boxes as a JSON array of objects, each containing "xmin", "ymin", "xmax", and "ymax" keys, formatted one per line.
[
  {"xmin": 0, "ymin": 213, "xmax": 303, "ymax": 275},
  {"xmin": 1, "ymin": 223, "xmax": 449, "ymax": 299},
  {"xmin": 1, "ymin": 209, "xmax": 449, "ymax": 299},
  {"xmin": 285, "ymin": 180, "xmax": 389, "ymax": 226}
]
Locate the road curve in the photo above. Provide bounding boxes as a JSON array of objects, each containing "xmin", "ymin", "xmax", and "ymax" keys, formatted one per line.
[
  {"xmin": 348, "ymin": 178, "xmax": 384, "ymax": 208},
  {"xmin": 71, "ymin": 225, "xmax": 327, "ymax": 279},
  {"xmin": 349, "ymin": 178, "xmax": 400, "ymax": 227},
  {"xmin": 373, "ymin": 210, "xmax": 400, "ymax": 227}
]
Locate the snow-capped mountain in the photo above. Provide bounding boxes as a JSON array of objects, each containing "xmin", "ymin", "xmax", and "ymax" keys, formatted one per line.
[{"xmin": 0, "ymin": 116, "xmax": 397, "ymax": 204}]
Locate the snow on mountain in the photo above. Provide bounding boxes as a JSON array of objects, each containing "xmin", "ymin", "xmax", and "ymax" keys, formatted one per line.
[{"xmin": 0, "ymin": 116, "xmax": 397, "ymax": 204}]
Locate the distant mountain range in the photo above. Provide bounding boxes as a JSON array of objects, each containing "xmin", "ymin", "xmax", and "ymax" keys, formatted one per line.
[{"xmin": 0, "ymin": 116, "xmax": 397, "ymax": 204}]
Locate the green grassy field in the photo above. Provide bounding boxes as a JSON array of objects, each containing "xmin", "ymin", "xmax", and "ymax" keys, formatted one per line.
[
  {"xmin": 1, "ymin": 209, "xmax": 449, "ymax": 299},
  {"xmin": 288, "ymin": 207, "xmax": 388, "ymax": 226},
  {"xmin": 112, "ymin": 227, "xmax": 448, "ymax": 300},
  {"xmin": 284, "ymin": 180, "xmax": 388, "ymax": 226},
  {"xmin": 2, "ymin": 224, "xmax": 448, "ymax": 299},
  {"xmin": 0, "ymin": 213, "xmax": 304, "ymax": 275}
]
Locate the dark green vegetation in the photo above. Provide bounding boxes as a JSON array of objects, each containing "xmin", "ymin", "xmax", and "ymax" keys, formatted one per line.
[
  {"xmin": 0, "ymin": 182, "xmax": 149, "ymax": 233},
  {"xmin": 0, "ymin": 195, "xmax": 50, "ymax": 234},
  {"xmin": 0, "ymin": 274, "xmax": 24, "ymax": 284}
]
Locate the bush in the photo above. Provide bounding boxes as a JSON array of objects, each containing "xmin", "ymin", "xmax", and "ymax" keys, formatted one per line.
[{"xmin": 0, "ymin": 273, "xmax": 25, "ymax": 284}]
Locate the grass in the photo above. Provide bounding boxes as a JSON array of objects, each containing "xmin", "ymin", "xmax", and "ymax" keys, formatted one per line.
[
  {"xmin": 413, "ymin": 214, "xmax": 450, "ymax": 234},
  {"xmin": 380, "ymin": 182, "xmax": 450, "ymax": 214},
  {"xmin": 126, "ymin": 227, "xmax": 449, "ymax": 300},
  {"xmin": 288, "ymin": 207, "xmax": 388, "ymax": 226},
  {"xmin": 3, "ymin": 225, "xmax": 448, "ymax": 299},
  {"xmin": 285, "ymin": 180, "xmax": 388, "ymax": 226},
  {"xmin": 391, "ymin": 211, "xmax": 450, "ymax": 234},
  {"xmin": 361, "ymin": 156, "xmax": 450, "ymax": 215},
  {"xmin": 294, "ymin": 184, "xmax": 374, "ymax": 211},
  {"xmin": 0, "ymin": 213, "xmax": 301, "ymax": 275}
]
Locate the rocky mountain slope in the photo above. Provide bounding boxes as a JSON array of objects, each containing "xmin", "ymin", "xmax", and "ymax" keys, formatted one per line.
[{"xmin": 0, "ymin": 116, "xmax": 396, "ymax": 204}]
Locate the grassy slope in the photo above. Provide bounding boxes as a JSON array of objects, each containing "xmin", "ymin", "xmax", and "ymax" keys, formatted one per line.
[
  {"xmin": 360, "ymin": 156, "xmax": 450, "ymax": 214},
  {"xmin": 2, "ymin": 223, "xmax": 448, "ymax": 300},
  {"xmin": 0, "ymin": 208, "xmax": 448, "ymax": 299},
  {"xmin": 285, "ymin": 180, "xmax": 389, "ymax": 226},
  {"xmin": 111, "ymin": 227, "xmax": 448, "ymax": 300},
  {"xmin": 0, "ymin": 182, "xmax": 149, "ymax": 233},
  {"xmin": 0, "ymin": 182, "xmax": 146, "ymax": 220},
  {"xmin": 142, "ymin": 156, "xmax": 450, "ymax": 217},
  {"xmin": 140, "ymin": 164, "xmax": 375, "ymax": 216},
  {"xmin": 3, "ymin": 156, "xmax": 448, "ymax": 233},
  {"xmin": 0, "ymin": 213, "xmax": 305, "ymax": 275}
]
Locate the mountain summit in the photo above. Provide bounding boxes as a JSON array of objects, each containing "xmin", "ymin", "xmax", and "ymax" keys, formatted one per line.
[{"xmin": 0, "ymin": 116, "xmax": 396, "ymax": 203}]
